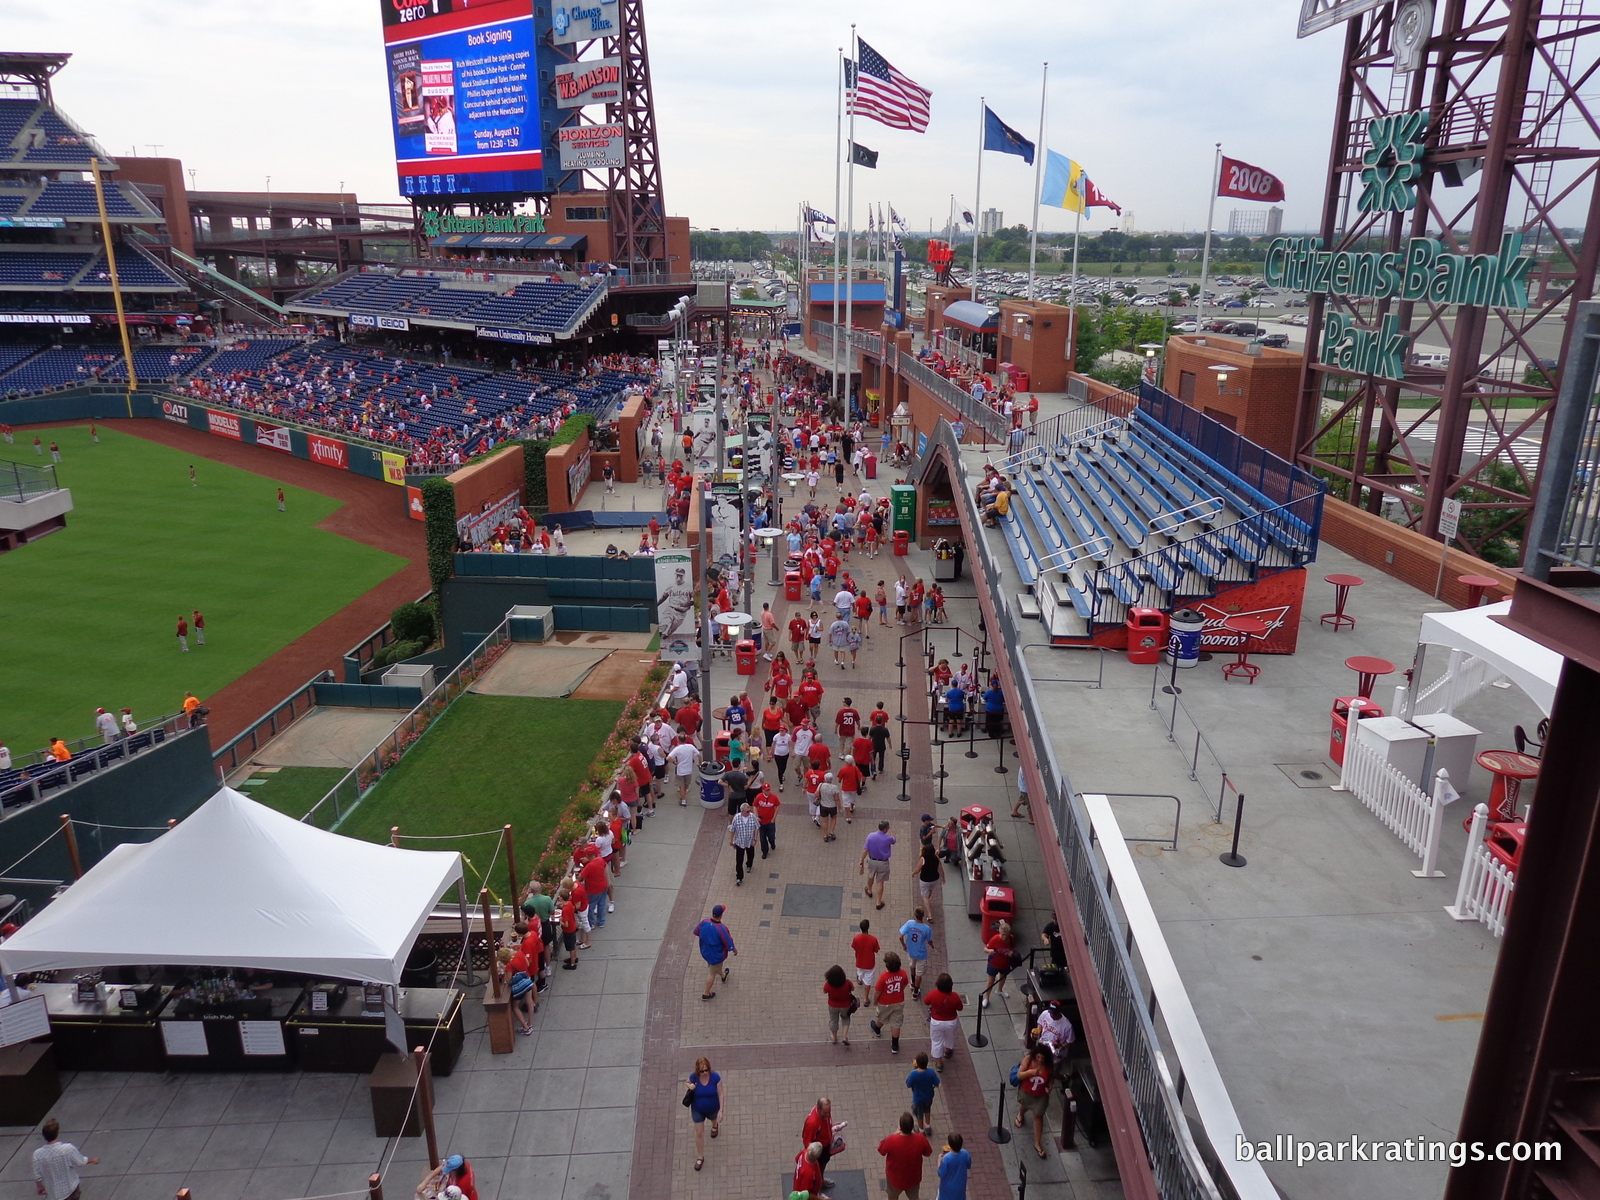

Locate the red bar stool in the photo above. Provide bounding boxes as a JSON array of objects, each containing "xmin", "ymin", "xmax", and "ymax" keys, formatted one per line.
[
  {"xmin": 1321, "ymin": 574, "xmax": 1364, "ymax": 630},
  {"xmin": 1457, "ymin": 574, "xmax": 1500, "ymax": 608},
  {"xmin": 1344, "ymin": 655, "xmax": 1395, "ymax": 700},
  {"xmin": 1222, "ymin": 615, "xmax": 1269, "ymax": 684}
]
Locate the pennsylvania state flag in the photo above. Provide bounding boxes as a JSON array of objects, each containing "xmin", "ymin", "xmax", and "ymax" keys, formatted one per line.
[{"xmin": 982, "ymin": 106, "xmax": 1034, "ymax": 165}]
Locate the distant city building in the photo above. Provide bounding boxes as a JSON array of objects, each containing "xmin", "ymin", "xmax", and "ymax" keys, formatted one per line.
[
  {"xmin": 1227, "ymin": 207, "xmax": 1283, "ymax": 237},
  {"xmin": 980, "ymin": 208, "xmax": 1003, "ymax": 236}
]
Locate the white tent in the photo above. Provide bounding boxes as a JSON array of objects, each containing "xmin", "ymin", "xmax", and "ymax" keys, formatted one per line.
[
  {"xmin": 1414, "ymin": 600, "xmax": 1563, "ymax": 718},
  {"xmin": 0, "ymin": 788, "xmax": 462, "ymax": 986}
]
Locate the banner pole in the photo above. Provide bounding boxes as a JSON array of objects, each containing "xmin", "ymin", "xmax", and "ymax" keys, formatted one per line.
[
  {"xmin": 1067, "ymin": 206, "xmax": 1081, "ymax": 371},
  {"xmin": 1028, "ymin": 63, "xmax": 1048, "ymax": 302},
  {"xmin": 1197, "ymin": 143, "xmax": 1221, "ymax": 335},
  {"xmin": 971, "ymin": 96, "xmax": 985, "ymax": 303},
  {"xmin": 844, "ymin": 25, "xmax": 858, "ymax": 419},
  {"xmin": 833, "ymin": 47, "xmax": 844, "ymax": 411}
]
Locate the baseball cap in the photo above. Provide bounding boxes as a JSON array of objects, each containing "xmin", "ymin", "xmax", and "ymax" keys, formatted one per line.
[
  {"xmin": 711, "ymin": 904, "xmax": 725, "ymax": 918},
  {"xmin": 921, "ymin": 814, "xmax": 934, "ymax": 822},
  {"xmin": 444, "ymin": 1155, "xmax": 464, "ymax": 1173}
]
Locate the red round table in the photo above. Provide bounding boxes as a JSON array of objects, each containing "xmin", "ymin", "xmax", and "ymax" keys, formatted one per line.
[
  {"xmin": 1344, "ymin": 655, "xmax": 1396, "ymax": 700},
  {"xmin": 1322, "ymin": 574, "xmax": 1364, "ymax": 631},
  {"xmin": 1457, "ymin": 574, "xmax": 1501, "ymax": 608},
  {"xmin": 1222, "ymin": 615, "xmax": 1270, "ymax": 684},
  {"xmin": 1475, "ymin": 749, "xmax": 1539, "ymax": 822}
]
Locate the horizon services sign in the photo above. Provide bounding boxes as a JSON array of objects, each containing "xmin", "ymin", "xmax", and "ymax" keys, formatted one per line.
[{"xmin": 558, "ymin": 123, "xmax": 625, "ymax": 170}]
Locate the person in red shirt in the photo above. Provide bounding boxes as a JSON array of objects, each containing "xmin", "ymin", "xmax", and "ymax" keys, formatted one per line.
[
  {"xmin": 788, "ymin": 613, "xmax": 810, "ymax": 661},
  {"xmin": 877, "ymin": 1112, "xmax": 933, "ymax": 1200},
  {"xmin": 629, "ymin": 744, "xmax": 656, "ymax": 810},
  {"xmin": 852, "ymin": 733, "xmax": 875, "ymax": 781},
  {"xmin": 502, "ymin": 943, "xmax": 536, "ymax": 1034},
  {"xmin": 753, "ymin": 787, "xmax": 781, "ymax": 858},
  {"xmin": 1013, "ymin": 1045, "xmax": 1055, "ymax": 1157},
  {"xmin": 850, "ymin": 918, "xmax": 880, "ymax": 1002},
  {"xmin": 980, "ymin": 919, "xmax": 1017, "ymax": 1008},
  {"xmin": 770, "ymin": 658, "xmax": 794, "ymax": 702},
  {"xmin": 793, "ymin": 1143, "xmax": 826, "ymax": 1200},
  {"xmin": 676, "ymin": 699, "xmax": 702, "ymax": 738},
  {"xmin": 823, "ymin": 964, "xmax": 855, "ymax": 1045},
  {"xmin": 837, "ymin": 757, "xmax": 863, "ymax": 821},
  {"xmin": 797, "ymin": 676, "xmax": 824, "ymax": 720},
  {"xmin": 557, "ymin": 887, "xmax": 580, "ymax": 968},
  {"xmin": 761, "ymin": 700, "xmax": 786, "ymax": 747},
  {"xmin": 785, "ymin": 695, "xmax": 811, "ymax": 728},
  {"xmin": 834, "ymin": 700, "xmax": 861, "ymax": 750},
  {"xmin": 870, "ymin": 950, "xmax": 910, "ymax": 1053},
  {"xmin": 803, "ymin": 766, "xmax": 826, "ymax": 825},
  {"xmin": 807, "ymin": 739, "xmax": 832, "ymax": 772},
  {"xmin": 852, "ymin": 590, "xmax": 873, "ymax": 631},
  {"xmin": 801, "ymin": 1098, "xmax": 839, "ymax": 1186},
  {"xmin": 608, "ymin": 811, "xmax": 627, "ymax": 875},
  {"xmin": 922, "ymin": 973, "xmax": 966, "ymax": 1070}
]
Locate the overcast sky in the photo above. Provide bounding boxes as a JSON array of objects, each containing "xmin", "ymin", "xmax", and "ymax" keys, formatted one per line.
[{"xmin": 5, "ymin": 1, "xmax": 1344, "ymax": 235}]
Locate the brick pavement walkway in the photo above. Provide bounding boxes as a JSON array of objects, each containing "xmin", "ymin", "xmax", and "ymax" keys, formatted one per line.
[{"xmin": 627, "ymin": 519, "xmax": 1015, "ymax": 1200}]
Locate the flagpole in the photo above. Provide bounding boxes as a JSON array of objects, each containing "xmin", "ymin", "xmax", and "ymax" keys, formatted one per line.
[
  {"xmin": 1197, "ymin": 142, "xmax": 1221, "ymax": 338},
  {"xmin": 971, "ymin": 96, "xmax": 984, "ymax": 302},
  {"xmin": 1068, "ymin": 203, "xmax": 1081, "ymax": 372},
  {"xmin": 1028, "ymin": 63, "xmax": 1048, "ymax": 302},
  {"xmin": 832, "ymin": 47, "xmax": 844, "ymax": 412},
  {"xmin": 844, "ymin": 24, "xmax": 858, "ymax": 419}
]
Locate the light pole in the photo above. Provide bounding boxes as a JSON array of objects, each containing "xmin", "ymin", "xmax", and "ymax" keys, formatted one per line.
[
  {"xmin": 756, "ymin": 526, "xmax": 785, "ymax": 586},
  {"xmin": 1137, "ymin": 342, "xmax": 1163, "ymax": 389}
]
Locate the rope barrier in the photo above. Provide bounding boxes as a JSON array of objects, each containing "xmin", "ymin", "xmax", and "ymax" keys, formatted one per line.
[
  {"xmin": 0, "ymin": 825, "xmax": 66, "ymax": 879},
  {"xmin": 69, "ymin": 820, "xmax": 173, "ymax": 832},
  {"xmin": 395, "ymin": 829, "xmax": 507, "ymax": 841}
]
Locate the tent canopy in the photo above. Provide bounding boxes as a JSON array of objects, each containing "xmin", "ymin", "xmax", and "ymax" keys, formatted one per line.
[
  {"xmin": 0, "ymin": 788, "xmax": 462, "ymax": 986},
  {"xmin": 1417, "ymin": 600, "xmax": 1562, "ymax": 716}
]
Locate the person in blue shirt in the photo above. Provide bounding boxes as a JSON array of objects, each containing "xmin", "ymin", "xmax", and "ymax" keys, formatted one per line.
[
  {"xmin": 905, "ymin": 1051, "xmax": 941, "ymax": 1135},
  {"xmin": 693, "ymin": 905, "xmax": 736, "ymax": 1000},
  {"xmin": 983, "ymin": 681, "xmax": 1006, "ymax": 739},
  {"xmin": 725, "ymin": 695, "xmax": 748, "ymax": 736},
  {"xmin": 937, "ymin": 1132, "xmax": 971, "ymax": 1200},
  {"xmin": 898, "ymin": 906, "xmax": 934, "ymax": 996},
  {"xmin": 944, "ymin": 685, "xmax": 967, "ymax": 738}
]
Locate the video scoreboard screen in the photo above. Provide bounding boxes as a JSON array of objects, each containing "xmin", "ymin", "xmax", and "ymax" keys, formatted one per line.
[{"xmin": 382, "ymin": 0, "xmax": 545, "ymax": 197}]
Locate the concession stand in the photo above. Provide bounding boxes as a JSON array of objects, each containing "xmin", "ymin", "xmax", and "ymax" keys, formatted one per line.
[{"xmin": 0, "ymin": 789, "xmax": 467, "ymax": 1082}]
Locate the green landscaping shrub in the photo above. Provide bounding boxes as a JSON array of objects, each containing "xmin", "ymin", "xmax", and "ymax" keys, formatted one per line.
[
  {"xmin": 421, "ymin": 477, "xmax": 457, "ymax": 597},
  {"xmin": 521, "ymin": 438, "xmax": 550, "ymax": 509},
  {"xmin": 389, "ymin": 601, "xmax": 436, "ymax": 646},
  {"xmin": 550, "ymin": 413, "xmax": 595, "ymax": 448},
  {"xmin": 369, "ymin": 638, "xmax": 427, "ymax": 671}
]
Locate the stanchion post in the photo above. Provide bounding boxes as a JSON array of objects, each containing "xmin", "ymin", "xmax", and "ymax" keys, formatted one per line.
[
  {"xmin": 367, "ymin": 1173, "xmax": 384, "ymax": 1200},
  {"xmin": 390, "ymin": 826, "xmax": 402, "ymax": 847},
  {"xmin": 988, "ymin": 1082, "xmax": 1012, "ymax": 1144},
  {"xmin": 965, "ymin": 709, "xmax": 979, "ymax": 759},
  {"xmin": 1219, "ymin": 793, "xmax": 1247, "ymax": 868},
  {"xmin": 968, "ymin": 993, "xmax": 989, "ymax": 1047},
  {"xmin": 994, "ymin": 732, "xmax": 1008, "ymax": 775},
  {"xmin": 413, "ymin": 1045, "xmax": 439, "ymax": 1167},
  {"xmin": 59, "ymin": 814, "xmax": 81, "ymax": 879},
  {"xmin": 503, "ymin": 824, "xmax": 519, "ymax": 907}
]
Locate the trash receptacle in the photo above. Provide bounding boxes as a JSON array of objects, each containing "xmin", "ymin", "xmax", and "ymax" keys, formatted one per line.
[
  {"xmin": 1166, "ymin": 608, "xmax": 1205, "ymax": 669},
  {"xmin": 735, "ymin": 639, "xmax": 758, "ymax": 676},
  {"xmin": 713, "ymin": 731, "xmax": 732, "ymax": 766},
  {"xmin": 401, "ymin": 945, "xmax": 438, "ymax": 989},
  {"xmin": 784, "ymin": 570, "xmax": 802, "ymax": 602},
  {"xmin": 1329, "ymin": 696, "xmax": 1383, "ymax": 766},
  {"xmin": 979, "ymin": 884, "xmax": 1015, "ymax": 942},
  {"xmin": 698, "ymin": 760, "xmax": 726, "ymax": 809},
  {"xmin": 1126, "ymin": 607, "xmax": 1168, "ymax": 665},
  {"xmin": 864, "ymin": 452, "xmax": 877, "ymax": 480},
  {"xmin": 893, "ymin": 530, "xmax": 910, "ymax": 556},
  {"xmin": 959, "ymin": 804, "xmax": 993, "ymax": 833}
]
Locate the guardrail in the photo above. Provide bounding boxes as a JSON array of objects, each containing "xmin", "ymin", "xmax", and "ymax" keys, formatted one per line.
[
  {"xmin": 0, "ymin": 457, "xmax": 60, "ymax": 502},
  {"xmin": 3, "ymin": 721, "xmax": 196, "ymax": 812},
  {"xmin": 211, "ymin": 673, "xmax": 330, "ymax": 778},
  {"xmin": 934, "ymin": 415, "xmax": 1274, "ymax": 1200},
  {"xmin": 299, "ymin": 617, "xmax": 513, "ymax": 831},
  {"xmin": 12, "ymin": 709, "xmax": 189, "ymax": 773}
]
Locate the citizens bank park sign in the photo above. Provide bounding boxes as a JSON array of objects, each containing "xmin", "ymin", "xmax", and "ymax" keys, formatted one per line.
[
  {"xmin": 1266, "ymin": 107, "xmax": 1541, "ymax": 381},
  {"xmin": 419, "ymin": 211, "xmax": 546, "ymax": 238}
]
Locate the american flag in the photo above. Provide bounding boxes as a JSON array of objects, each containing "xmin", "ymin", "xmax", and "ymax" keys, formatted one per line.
[{"xmin": 849, "ymin": 39, "xmax": 931, "ymax": 133}]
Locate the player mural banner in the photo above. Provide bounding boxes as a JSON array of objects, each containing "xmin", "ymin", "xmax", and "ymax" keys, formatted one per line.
[
  {"xmin": 654, "ymin": 552, "xmax": 697, "ymax": 662},
  {"xmin": 254, "ymin": 424, "xmax": 294, "ymax": 454},
  {"xmin": 308, "ymin": 435, "xmax": 350, "ymax": 471},
  {"xmin": 381, "ymin": 451, "xmax": 408, "ymax": 486},
  {"xmin": 709, "ymin": 482, "xmax": 743, "ymax": 573}
]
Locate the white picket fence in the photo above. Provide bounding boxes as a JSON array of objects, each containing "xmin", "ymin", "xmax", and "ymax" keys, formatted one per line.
[
  {"xmin": 1337, "ymin": 735, "xmax": 1456, "ymax": 877},
  {"xmin": 1445, "ymin": 803, "xmax": 1517, "ymax": 937}
]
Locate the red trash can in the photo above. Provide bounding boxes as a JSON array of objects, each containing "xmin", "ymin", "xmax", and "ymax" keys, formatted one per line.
[
  {"xmin": 714, "ymin": 731, "xmax": 732, "ymax": 766},
  {"xmin": 735, "ymin": 639, "xmax": 758, "ymax": 676},
  {"xmin": 959, "ymin": 804, "xmax": 992, "ymax": 833},
  {"xmin": 1126, "ymin": 607, "xmax": 1168, "ymax": 665},
  {"xmin": 893, "ymin": 530, "xmax": 910, "ymax": 556},
  {"xmin": 864, "ymin": 453, "xmax": 877, "ymax": 480},
  {"xmin": 1329, "ymin": 696, "xmax": 1384, "ymax": 766},
  {"xmin": 979, "ymin": 884, "xmax": 1016, "ymax": 942},
  {"xmin": 784, "ymin": 570, "xmax": 802, "ymax": 602}
]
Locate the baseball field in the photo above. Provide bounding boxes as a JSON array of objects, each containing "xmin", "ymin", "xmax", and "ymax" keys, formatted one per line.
[{"xmin": 0, "ymin": 423, "xmax": 407, "ymax": 757}]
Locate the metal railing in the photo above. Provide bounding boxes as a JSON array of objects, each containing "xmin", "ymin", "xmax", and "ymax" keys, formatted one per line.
[
  {"xmin": 1147, "ymin": 666, "xmax": 1241, "ymax": 825},
  {"xmin": 3, "ymin": 720, "xmax": 198, "ymax": 812},
  {"xmin": 12, "ymin": 710, "xmax": 189, "ymax": 772},
  {"xmin": 1527, "ymin": 299, "xmax": 1600, "ymax": 579},
  {"xmin": 936, "ymin": 416, "xmax": 1274, "ymax": 1200},
  {"xmin": 894, "ymin": 350, "xmax": 1009, "ymax": 440},
  {"xmin": 299, "ymin": 619, "xmax": 513, "ymax": 831},
  {"xmin": 0, "ymin": 457, "xmax": 60, "ymax": 502},
  {"xmin": 211, "ymin": 673, "xmax": 330, "ymax": 778}
]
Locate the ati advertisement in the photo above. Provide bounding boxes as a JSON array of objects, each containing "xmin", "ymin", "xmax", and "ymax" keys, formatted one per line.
[{"xmin": 383, "ymin": 0, "xmax": 545, "ymax": 198}]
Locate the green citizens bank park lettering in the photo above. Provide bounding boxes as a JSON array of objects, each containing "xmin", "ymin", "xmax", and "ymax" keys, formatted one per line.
[{"xmin": 420, "ymin": 211, "xmax": 547, "ymax": 237}]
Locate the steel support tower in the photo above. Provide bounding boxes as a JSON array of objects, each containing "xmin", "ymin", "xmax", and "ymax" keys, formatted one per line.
[{"xmin": 1291, "ymin": 0, "xmax": 1600, "ymax": 558}]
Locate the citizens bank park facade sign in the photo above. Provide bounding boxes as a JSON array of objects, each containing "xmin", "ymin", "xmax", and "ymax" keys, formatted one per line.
[{"xmin": 1266, "ymin": 108, "xmax": 1540, "ymax": 381}]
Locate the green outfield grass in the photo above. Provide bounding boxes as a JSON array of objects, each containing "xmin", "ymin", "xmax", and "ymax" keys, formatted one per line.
[
  {"xmin": 0, "ymin": 424, "xmax": 407, "ymax": 755},
  {"xmin": 239, "ymin": 766, "xmax": 351, "ymax": 818},
  {"xmin": 337, "ymin": 694, "xmax": 623, "ymax": 889}
]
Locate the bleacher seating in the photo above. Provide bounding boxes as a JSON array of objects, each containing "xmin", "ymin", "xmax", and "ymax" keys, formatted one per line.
[
  {"xmin": 0, "ymin": 191, "xmax": 28, "ymax": 216},
  {"xmin": 0, "ymin": 727, "xmax": 171, "ymax": 811},
  {"xmin": 0, "ymin": 344, "xmax": 41, "ymax": 375},
  {"xmin": 994, "ymin": 408, "xmax": 1320, "ymax": 639},
  {"xmin": 198, "ymin": 340, "xmax": 301, "ymax": 375},
  {"xmin": 100, "ymin": 346, "xmax": 214, "ymax": 382},
  {"xmin": 0, "ymin": 251, "xmax": 94, "ymax": 285},
  {"xmin": 0, "ymin": 347, "xmax": 123, "ymax": 392},
  {"xmin": 288, "ymin": 270, "xmax": 600, "ymax": 336},
  {"xmin": 27, "ymin": 180, "xmax": 148, "ymax": 218},
  {"xmin": 0, "ymin": 100, "xmax": 39, "ymax": 156},
  {"xmin": 18, "ymin": 108, "xmax": 104, "ymax": 165},
  {"xmin": 76, "ymin": 250, "xmax": 186, "ymax": 289}
]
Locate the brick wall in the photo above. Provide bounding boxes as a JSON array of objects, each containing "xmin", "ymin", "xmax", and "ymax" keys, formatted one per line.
[
  {"xmin": 1318, "ymin": 499, "xmax": 1517, "ymax": 609},
  {"xmin": 1162, "ymin": 335, "xmax": 1301, "ymax": 458},
  {"xmin": 447, "ymin": 443, "xmax": 524, "ymax": 517}
]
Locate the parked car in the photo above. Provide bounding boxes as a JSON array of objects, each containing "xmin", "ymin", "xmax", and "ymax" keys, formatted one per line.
[
  {"xmin": 1252, "ymin": 333, "xmax": 1291, "ymax": 349},
  {"xmin": 1172, "ymin": 320, "xmax": 1200, "ymax": 332}
]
